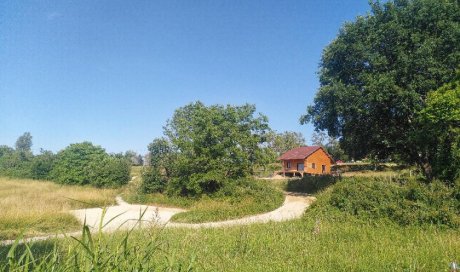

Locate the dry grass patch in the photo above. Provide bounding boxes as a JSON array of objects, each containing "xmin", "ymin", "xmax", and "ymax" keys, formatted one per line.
[{"xmin": 0, "ymin": 177, "xmax": 119, "ymax": 240}]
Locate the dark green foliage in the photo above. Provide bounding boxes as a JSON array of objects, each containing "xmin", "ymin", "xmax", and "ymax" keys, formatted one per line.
[
  {"xmin": 0, "ymin": 133, "xmax": 36, "ymax": 178},
  {"xmin": 302, "ymin": 0, "xmax": 460, "ymax": 178},
  {"xmin": 0, "ymin": 134, "xmax": 130, "ymax": 187},
  {"xmin": 331, "ymin": 163, "xmax": 406, "ymax": 173},
  {"xmin": 90, "ymin": 156, "xmax": 131, "ymax": 187},
  {"xmin": 0, "ymin": 149, "xmax": 33, "ymax": 178},
  {"xmin": 170, "ymin": 178, "xmax": 285, "ymax": 223},
  {"xmin": 143, "ymin": 102, "xmax": 270, "ymax": 196},
  {"xmin": 164, "ymin": 171, "xmax": 240, "ymax": 197},
  {"xmin": 140, "ymin": 167, "xmax": 167, "ymax": 193},
  {"xmin": 285, "ymin": 175, "xmax": 336, "ymax": 194},
  {"xmin": 329, "ymin": 177, "xmax": 460, "ymax": 227},
  {"xmin": 415, "ymin": 74, "xmax": 460, "ymax": 182},
  {"xmin": 0, "ymin": 145, "xmax": 14, "ymax": 157},
  {"xmin": 51, "ymin": 142, "xmax": 130, "ymax": 188},
  {"xmin": 30, "ymin": 150, "xmax": 56, "ymax": 180}
]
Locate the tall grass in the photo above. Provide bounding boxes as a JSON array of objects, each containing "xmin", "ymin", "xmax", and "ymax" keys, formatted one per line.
[
  {"xmin": 2, "ymin": 175, "xmax": 459, "ymax": 271},
  {"xmin": 0, "ymin": 177, "xmax": 119, "ymax": 240},
  {"xmin": 1, "ymin": 210, "xmax": 458, "ymax": 271},
  {"xmin": 125, "ymin": 177, "xmax": 284, "ymax": 223},
  {"xmin": 1, "ymin": 209, "xmax": 195, "ymax": 271}
]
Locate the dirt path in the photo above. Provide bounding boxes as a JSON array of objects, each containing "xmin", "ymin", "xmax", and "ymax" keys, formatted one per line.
[
  {"xmin": 1, "ymin": 193, "xmax": 315, "ymax": 245},
  {"xmin": 71, "ymin": 193, "xmax": 316, "ymax": 230}
]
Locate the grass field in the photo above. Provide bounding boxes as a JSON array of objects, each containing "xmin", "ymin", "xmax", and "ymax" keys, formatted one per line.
[
  {"xmin": 0, "ymin": 177, "xmax": 119, "ymax": 240},
  {"xmin": 1, "ymin": 177, "xmax": 459, "ymax": 271},
  {"xmin": 130, "ymin": 165, "xmax": 143, "ymax": 179},
  {"xmin": 124, "ymin": 176, "xmax": 284, "ymax": 223}
]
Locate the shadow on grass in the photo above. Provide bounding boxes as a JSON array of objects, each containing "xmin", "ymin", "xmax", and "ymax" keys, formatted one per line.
[
  {"xmin": 0, "ymin": 240, "xmax": 56, "ymax": 265},
  {"xmin": 285, "ymin": 175, "xmax": 337, "ymax": 194}
]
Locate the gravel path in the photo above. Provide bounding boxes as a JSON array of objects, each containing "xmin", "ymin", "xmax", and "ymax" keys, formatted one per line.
[
  {"xmin": 71, "ymin": 193, "xmax": 316, "ymax": 230},
  {"xmin": 1, "ymin": 193, "xmax": 315, "ymax": 245}
]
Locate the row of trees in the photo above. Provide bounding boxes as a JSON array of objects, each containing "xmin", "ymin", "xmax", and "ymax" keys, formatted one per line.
[
  {"xmin": 0, "ymin": 133, "xmax": 132, "ymax": 187},
  {"xmin": 302, "ymin": 0, "xmax": 459, "ymax": 183}
]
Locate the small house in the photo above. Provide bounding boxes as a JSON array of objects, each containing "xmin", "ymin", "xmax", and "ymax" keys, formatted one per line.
[{"xmin": 277, "ymin": 146, "xmax": 334, "ymax": 177}]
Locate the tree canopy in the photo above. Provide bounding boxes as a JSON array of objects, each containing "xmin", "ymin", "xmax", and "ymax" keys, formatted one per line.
[
  {"xmin": 15, "ymin": 132, "xmax": 32, "ymax": 153},
  {"xmin": 415, "ymin": 74, "xmax": 460, "ymax": 182},
  {"xmin": 301, "ymin": 0, "xmax": 459, "ymax": 180},
  {"xmin": 143, "ymin": 102, "xmax": 270, "ymax": 195},
  {"xmin": 51, "ymin": 142, "xmax": 130, "ymax": 187},
  {"xmin": 266, "ymin": 131, "xmax": 306, "ymax": 156}
]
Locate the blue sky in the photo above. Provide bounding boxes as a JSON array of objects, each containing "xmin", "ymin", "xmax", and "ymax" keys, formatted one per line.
[{"xmin": 1, "ymin": 1, "xmax": 371, "ymax": 155}]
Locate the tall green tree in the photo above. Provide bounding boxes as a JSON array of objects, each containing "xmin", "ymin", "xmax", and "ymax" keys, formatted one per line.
[
  {"xmin": 15, "ymin": 132, "xmax": 33, "ymax": 153},
  {"xmin": 301, "ymin": 0, "xmax": 459, "ymax": 178},
  {"xmin": 143, "ymin": 102, "xmax": 270, "ymax": 195},
  {"xmin": 266, "ymin": 131, "xmax": 306, "ymax": 156},
  {"xmin": 415, "ymin": 74, "xmax": 460, "ymax": 182}
]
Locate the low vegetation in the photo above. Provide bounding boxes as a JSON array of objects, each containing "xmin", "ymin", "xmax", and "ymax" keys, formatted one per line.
[
  {"xmin": 2, "ymin": 176, "xmax": 459, "ymax": 271},
  {"xmin": 126, "ymin": 177, "xmax": 284, "ymax": 223},
  {"xmin": 170, "ymin": 179, "xmax": 284, "ymax": 223},
  {"xmin": 0, "ymin": 177, "xmax": 118, "ymax": 240},
  {"xmin": 317, "ymin": 177, "xmax": 459, "ymax": 228}
]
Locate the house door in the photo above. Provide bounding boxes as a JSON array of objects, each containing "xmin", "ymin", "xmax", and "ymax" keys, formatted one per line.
[
  {"xmin": 322, "ymin": 165, "xmax": 326, "ymax": 173},
  {"xmin": 297, "ymin": 163, "xmax": 304, "ymax": 171}
]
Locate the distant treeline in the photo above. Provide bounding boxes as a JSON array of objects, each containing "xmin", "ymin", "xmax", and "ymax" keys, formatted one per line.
[{"xmin": 0, "ymin": 133, "xmax": 136, "ymax": 188}]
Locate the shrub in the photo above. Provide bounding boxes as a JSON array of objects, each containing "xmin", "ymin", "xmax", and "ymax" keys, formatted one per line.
[
  {"xmin": 30, "ymin": 150, "xmax": 56, "ymax": 180},
  {"xmin": 90, "ymin": 156, "xmax": 131, "ymax": 187},
  {"xmin": 0, "ymin": 151, "xmax": 33, "ymax": 178},
  {"xmin": 140, "ymin": 168, "xmax": 167, "ymax": 193},
  {"xmin": 285, "ymin": 175, "xmax": 336, "ymax": 194},
  {"xmin": 51, "ymin": 142, "xmax": 130, "ymax": 188},
  {"xmin": 329, "ymin": 177, "xmax": 460, "ymax": 227}
]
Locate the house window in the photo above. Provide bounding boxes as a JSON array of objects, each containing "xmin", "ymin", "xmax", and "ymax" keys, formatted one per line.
[
  {"xmin": 297, "ymin": 163, "xmax": 304, "ymax": 171},
  {"xmin": 322, "ymin": 165, "xmax": 326, "ymax": 173},
  {"xmin": 311, "ymin": 163, "xmax": 316, "ymax": 169},
  {"xmin": 286, "ymin": 161, "xmax": 291, "ymax": 169}
]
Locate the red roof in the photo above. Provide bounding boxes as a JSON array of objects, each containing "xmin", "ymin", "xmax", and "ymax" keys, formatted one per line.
[{"xmin": 277, "ymin": 146, "xmax": 322, "ymax": 160}]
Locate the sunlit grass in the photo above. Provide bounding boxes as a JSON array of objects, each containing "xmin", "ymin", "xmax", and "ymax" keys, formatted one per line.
[
  {"xmin": 130, "ymin": 166, "xmax": 143, "ymax": 179},
  {"xmin": 124, "ymin": 176, "xmax": 284, "ymax": 223},
  {"xmin": 2, "ymin": 181, "xmax": 459, "ymax": 271},
  {"xmin": 0, "ymin": 177, "xmax": 119, "ymax": 240}
]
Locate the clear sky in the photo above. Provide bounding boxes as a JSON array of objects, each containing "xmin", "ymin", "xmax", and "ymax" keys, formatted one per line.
[{"xmin": 1, "ymin": 1, "xmax": 371, "ymax": 155}]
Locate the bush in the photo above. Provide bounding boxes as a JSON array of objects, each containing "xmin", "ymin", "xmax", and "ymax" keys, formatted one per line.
[
  {"xmin": 329, "ymin": 177, "xmax": 460, "ymax": 228},
  {"xmin": 90, "ymin": 156, "xmax": 131, "ymax": 187},
  {"xmin": 51, "ymin": 142, "xmax": 130, "ymax": 188},
  {"xmin": 331, "ymin": 163, "xmax": 405, "ymax": 173},
  {"xmin": 140, "ymin": 168, "xmax": 167, "ymax": 194},
  {"xmin": 170, "ymin": 177, "xmax": 285, "ymax": 223},
  {"xmin": 285, "ymin": 175, "xmax": 336, "ymax": 194},
  {"xmin": 0, "ymin": 151, "xmax": 33, "ymax": 178},
  {"xmin": 30, "ymin": 151, "xmax": 56, "ymax": 180}
]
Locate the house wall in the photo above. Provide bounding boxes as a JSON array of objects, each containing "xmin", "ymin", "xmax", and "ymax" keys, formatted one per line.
[
  {"xmin": 283, "ymin": 159, "xmax": 304, "ymax": 171},
  {"xmin": 304, "ymin": 149, "xmax": 332, "ymax": 174}
]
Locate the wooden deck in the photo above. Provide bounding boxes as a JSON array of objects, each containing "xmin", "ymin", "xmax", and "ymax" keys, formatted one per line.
[{"xmin": 275, "ymin": 170, "xmax": 308, "ymax": 177}]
